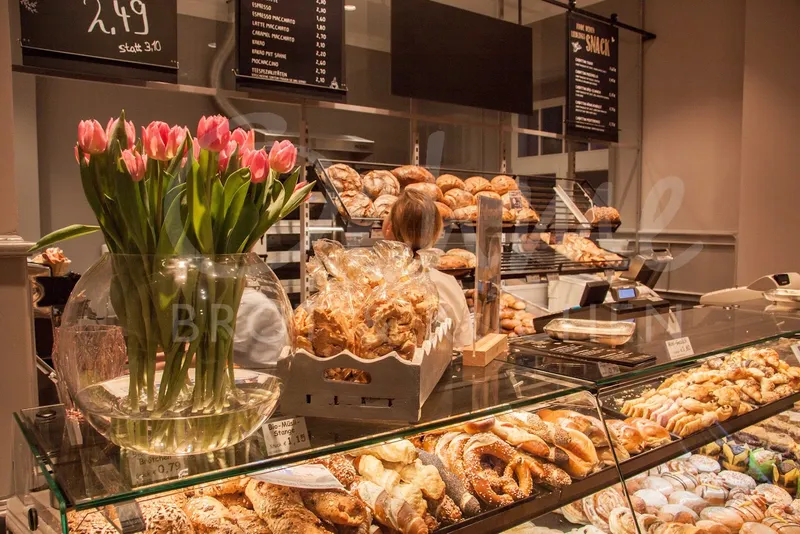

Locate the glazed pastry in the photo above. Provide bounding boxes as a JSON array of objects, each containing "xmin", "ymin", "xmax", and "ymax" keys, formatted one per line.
[
  {"xmin": 245, "ymin": 480, "xmax": 334, "ymax": 534},
  {"xmin": 700, "ymin": 507, "xmax": 745, "ymax": 531},
  {"xmin": 689, "ymin": 454, "xmax": 722, "ymax": 474},
  {"xmin": 694, "ymin": 520, "xmax": 732, "ymax": 534},
  {"xmin": 301, "ymin": 489, "xmax": 370, "ymax": 527},
  {"xmin": 695, "ymin": 484, "xmax": 729, "ymax": 505},
  {"xmin": 227, "ymin": 506, "xmax": 271, "ymax": 534},
  {"xmin": 698, "ymin": 473, "xmax": 728, "ymax": 487},
  {"xmin": 643, "ymin": 476, "xmax": 676, "ymax": 496},
  {"xmin": 719, "ymin": 470, "xmax": 757, "ymax": 491},
  {"xmin": 741, "ymin": 523, "xmax": 779, "ymax": 534},
  {"xmin": 363, "ymin": 170, "xmax": 400, "ymax": 198},
  {"xmin": 606, "ymin": 420, "xmax": 645, "ymax": 455},
  {"xmin": 657, "ymin": 504, "xmax": 699, "ymax": 524},
  {"xmin": 608, "ymin": 507, "xmax": 638, "ymax": 534},
  {"xmin": 755, "ymin": 484, "xmax": 794, "ymax": 506},
  {"xmin": 729, "ymin": 498, "xmax": 766, "ymax": 522},
  {"xmin": 582, "ymin": 489, "xmax": 627, "ymax": 531},
  {"xmin": 327, "ymin": 164, "xmax": 363, "ymax": 192},
  {"xmin": 405, "ymin": 182, "xmax": 444, "ymax": 202},
  {"xmin": 763, "ymin": 517, "xmax": 800, "ymax": 534},
  {"xmin": 184, "ymin": 496, "xmax": 244, "ymax": 534},
  {"xmin": 464, "ymin": 176, "xmax": 494, "ymax": 194},
  {"xmin": 435, "ymin": 202, "xmax": 454, "ymax": 221},
  {"xmin": 436, "ymin": 174, "xmax": 466, "ymax": 193},
  {"xmin": 391, "ymin": 165, "xmax": 435, "ymax": 187},
  {"xmin": 139, "ymin": 497, "xmax": 196, "ymax": 534},
  {"xmin": 722, "ymin": 443, "xmax": 752, "ymax": 473},
  {"xmin": 662, "ymin": 472, "xmax": 699, "ymax": 491},
  {"xmin": 374, "ymin": 194, "xmax": 398, "ymax": 218},
  {"xmin": 634, "ymin": 489, "xmax": 668, "ymax": 513},
  {"xmin": 341, "ymin": 191, "xmax": 376, "ymax": 218},
  {"xmin": 668, "ymin": 491, "xmax": 708, "ymax": 513},
  {"xmin": 453, "ymin": 206, "xmax": 478, "ymax": 221},
  {"xmin": 443, "ymin": 188, "xmax": 475, "ymax": 210},
  {"xmin": 416, "ymin": 450, "xmax": 481, "ymax": 517}
]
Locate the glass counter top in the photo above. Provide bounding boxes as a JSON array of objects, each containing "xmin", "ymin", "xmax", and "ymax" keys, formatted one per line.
[
  {"xmin": 507, "ymin": 307, "xmax": 800, "ymax": 387},
  {"xmin": 14, "ymin": 358, "xmax": 588, "ymax": 511}
]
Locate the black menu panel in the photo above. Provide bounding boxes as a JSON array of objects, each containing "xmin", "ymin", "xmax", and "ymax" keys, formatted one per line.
[
  {"xmin": 566, "ymin": 12, "xmax": 619, "ymax": 143},
  {"xmin": 237, "ymin": 0, "xmax": 346, "ymax": 94},
  {"xmin": 19, "ymin": 0, "xmax": 178, "ymax": 71}
]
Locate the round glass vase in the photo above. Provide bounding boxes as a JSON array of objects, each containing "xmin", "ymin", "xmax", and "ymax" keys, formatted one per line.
[{"xmin": 59, "ymin": 253, "xmax": 292, "ymax": 455}]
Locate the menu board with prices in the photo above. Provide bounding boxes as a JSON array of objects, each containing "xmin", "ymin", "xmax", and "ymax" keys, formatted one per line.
[
  {"xmin": 19, "ymin": 0, "xmax": 178, "ymax": 71},
  {"xmin": 237, "ymin": 0, "xmax": 346, "ymax": 94},
  {"xmin": 566, "ymin": 12, "xmax": 619, "ymax": 143},
  {"xmin": 516, "ymin": 338, "xmax": 654, "ymax": 367}
]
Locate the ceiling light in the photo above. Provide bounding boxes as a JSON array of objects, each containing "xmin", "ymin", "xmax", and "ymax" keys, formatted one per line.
[{"xmin": 344, "ymin": 4, "xmax": 357, "ymax": 11}]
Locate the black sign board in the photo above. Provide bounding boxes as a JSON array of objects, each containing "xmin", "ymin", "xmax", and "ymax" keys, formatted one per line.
[
  {"xmin": 566, "ymin": 12, "xmax": 619, "ymax": 143},
  {"xmin": 237, "ymin": 0, "xmax": 346, "ymax": 94},
  {"xmin": 515, "ymin": 337, "xmax": 654, "ymax": 367},
  {"xmin": 19, "ymin": 0, "xmax": 178, "ymax": 71}
]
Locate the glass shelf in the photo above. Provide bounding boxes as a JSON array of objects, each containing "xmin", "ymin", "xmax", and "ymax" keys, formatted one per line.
[
  {"xmin": 507, "ymin": 307, "xmax": 800, "ymax": 387},
  {"xmin": 14, "ymin": 358, "xmax": 589, "ymax": 512}
]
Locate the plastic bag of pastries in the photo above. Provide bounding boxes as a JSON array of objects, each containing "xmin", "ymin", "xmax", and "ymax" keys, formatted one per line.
[
  {"xmin": 391, "ymin": 165, "xmax": 436, "ymax": 187},
  {"xmin": 326, "ymin": 163, "xmax": 363, "ymax": 192},
  {"xmin": 293, "ymin": 281, "xmax": 359, "ymax": 358},
  {"xmin": 363, "ymin": 169, "xmax": 400, "ymax": 198},
  {"xmin": 491, "ymin": 175, "xmax": 519, "ymax": 196},
  {"xmin": 436, "ymin": 174, "xmax": 466, "ymax": 193}
]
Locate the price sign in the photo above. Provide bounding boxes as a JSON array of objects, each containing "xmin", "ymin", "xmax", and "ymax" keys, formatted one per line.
[
  {"xmin": 262, "ymin": 417, "xmax": 310, "ymax": 456},
  {"xmin": 237, "ymin": 0, "xmax": 346, "ymax": 93},
  {"xmin": 19, "ymin": 0, "xmax": 178, "ymax": 71},
  {"xmin": 666, "ymin": 337, "xmax": 695, "ymax": 360},
  {"xmin": 127, "ymin": 453, "xmax": 188, "ymax": 486},
  {"xmin": 254, "ymin": 464, "xmax": 343, "ymax": 490},
  {"xmin": 598, "ymin": 362, "xmax": 620, "ymax": 377}
]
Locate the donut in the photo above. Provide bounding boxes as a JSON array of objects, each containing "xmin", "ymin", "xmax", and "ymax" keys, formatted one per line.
[
  {"xmin": 719, "ymin": 470, "xmax": 757, "ymax": 491},
  {"xmin": 763, "ymin": 517, "xmax": 800, "ymax": 534},
  {"xmin": 741, "ymin": 523, "xmax": 778, "ymax": 534},
  {"xmin": 695, "ymin": 484, "xmax": 729, "ymax": 505},
  {"xmin": 662, "ymin": 472, "xmax": 699, "ymax": 491},
  {"xmin": 690, "ymin": 454, "xmax": 722, "ymax": 474},
  {"xmin": 729, "ymin": 499, "xmax": 766, "ymax": 522}
]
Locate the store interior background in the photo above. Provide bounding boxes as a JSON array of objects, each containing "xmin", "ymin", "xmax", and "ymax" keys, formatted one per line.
[{"xmin": 7, "ymin": 0, "xmax": 800, "ymax": 298}]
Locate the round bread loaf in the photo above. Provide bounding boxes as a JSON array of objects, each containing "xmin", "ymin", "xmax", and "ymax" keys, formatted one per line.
[
  {"xmin": 453, "ymin": 205, "xmax": 478, "ymax": 221},
  {"xmin": 340, "ymin": 191, "xmax": 376, "ymax": 218},
  {"xmin": 374, "ymin": 194, "xmax": 398, "ymax": 218},
  {"xmin": 438, "ymin": 255, "xmax": 469, "ymax": 270},
  {"xmin": 464, "ymin": 176, "xmax": 494, "ymax": 194},
  {"xmin": 435, "ymin": 201, "xmax": 454, "ymax": 221},
  {"xmin": 391, "ymin": 165, "xmax": 435, "ymax": 186},
  {"xmin": 406, "ymin": 182, "xmax": 444, "ymax": 202},
  {"xmin": 436, "ymin": 174, "xmax": 466, "ymax": 193},
  {"xmin": 475, "ymin": 191, "xmax": 502, "ymax": 202},
  {"xmin": 502, "ymin": 208, "xmax": 516, "ymax": 222},
  {"xmin": 363, "ymin": 170, "xmax": 400, "ymax": 198},
  {"xmin": 446, "ymin": 248, "xmax": 476, "ymax": 267},
  {"xmin": 491, "ymin": 175, "xmax": 518, "ymax": 195},
  {"xmin": 327, "ymin": 164, "xmax": 362, "ymax": 192},
  {"xmin": 443, "ymin": 188, "xmax": 474, "ymax": 210}
]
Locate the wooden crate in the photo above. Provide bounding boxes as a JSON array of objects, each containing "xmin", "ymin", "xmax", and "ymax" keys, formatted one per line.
[{"xmin": 278, "ymin": 320, "xmax": 453, "ymax": 422}]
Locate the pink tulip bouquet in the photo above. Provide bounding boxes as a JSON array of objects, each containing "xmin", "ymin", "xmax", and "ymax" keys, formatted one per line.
[{"xmin": 33, "ymin": 111, "xmax": 313, "ymax": 427}]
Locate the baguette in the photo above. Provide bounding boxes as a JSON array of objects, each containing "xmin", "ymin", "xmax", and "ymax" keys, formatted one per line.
[
  {"xmin": 353, "ymin": 480, "xmax": 429, "ymax": 534},
  {"xmin": 245, "ymin": 480, "xmax": 335, "ymax": 534}
]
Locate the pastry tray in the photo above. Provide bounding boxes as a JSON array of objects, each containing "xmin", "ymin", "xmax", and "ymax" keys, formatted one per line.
[{"xmin": 544, "ymin": 319, "xmax": 636, "ymax": 347}]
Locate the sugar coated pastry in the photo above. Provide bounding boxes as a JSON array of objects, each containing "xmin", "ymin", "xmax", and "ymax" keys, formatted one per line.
[
  {"xmin": 689, "ymin": 454, "xmax": 722, "ymax": 474},
  {"xmin": 634, "ymin": 489, "xmax": 669, "ymax": 514},
  {"xmin": 755, "ymin": 484, "xmax": 794, "ymax": 506},
  {"xmin": 700, "ymin": 507, "xmax": 745, "ymax": 531}
]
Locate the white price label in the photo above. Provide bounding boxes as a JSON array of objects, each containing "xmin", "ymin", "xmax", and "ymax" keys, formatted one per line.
[
  {"xmin": 254, "ymin": 464, "xmax": 343, "ymax": 490},
  {"xmin": 791, "ymin": 343, "xmax": 800, "ymax": 361},
  {"xmin": 127, "ymin": 453, "xmax": 188, "ymax": 485},
  {"xmin": 666, "ymin": 336, "xmax": 695, "ymax": 360},
  {"xmin": 598, "ymin": 363, "xmax": 621, "ymax": 377},
  {"xmin": 262, "ymin": 417, "xmax": 310, "ymax": 456}
]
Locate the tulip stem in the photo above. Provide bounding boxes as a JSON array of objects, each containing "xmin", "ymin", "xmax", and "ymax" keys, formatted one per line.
[{"xmin": 155, "ymin": 161, "xmax": 164, "ymax": 228}]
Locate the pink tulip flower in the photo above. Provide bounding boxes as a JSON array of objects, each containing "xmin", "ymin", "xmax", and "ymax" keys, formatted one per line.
[
  {"xmin": 74, "ymin": 145, "xmax": 90, "ymax": 165},
  {"xmin": 105, "ymin": 118, "xmax": 136, "ymax": 149},
  {"xmin": 141, "ymin": 121, "xmax": 171, "ymax": 161},
  {"xmin": 165, "ymin": 126, "xmax": 188, "ymax": 160},
  {"xmin": 230, "ymin": 128, "xmax": 255, "ymax": 152},
  {"xmin": 268, "ymin": 140, "xmax": 297, "ymax": 174},
  {"xmin": 242, "ymin": 148, "xmax": 270, "ymax": 184},
  {"xmin": 294, "ymin": 180, "xmax": 312, "ymax": 202},
  {"xmin": 78, "ymin": 120, "xmax": 108, "ymax": 155},
  {"xmin": 197, "ymin": 115, "xmax": 231, "ymax": 153},
  {"xmin": 218, "ymin": 139, "xmax": 238, "ymax": 172},
  {"xmin": 121, "ymin": 149, "xmax": 146, "ymax": 182}
]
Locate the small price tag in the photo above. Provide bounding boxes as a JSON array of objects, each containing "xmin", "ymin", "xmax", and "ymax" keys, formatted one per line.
[
  {"xmin": 598, "ymin": 363, "xmax": 621, "ymax": 377},
  {"xmin": 254, "ymin": 464, "xmax": 344, "ymax": 490},
  {"xmin": 262, "ymin": 417, "xmax": 310, "ymax": 456},
  {"xmin": 127, "ymin": 453, "xmax": 188, "ymax": 486},
  {"xmin": 508, "ymin": 190, "xmax": 525, "ymax": 210},
  {"xmin": 666, "ymin": 336, "xmax": 695, "ymax": 360},
  {"xmin": 114, "ymin": 501, "xmax": 146, "ymax": 534}
]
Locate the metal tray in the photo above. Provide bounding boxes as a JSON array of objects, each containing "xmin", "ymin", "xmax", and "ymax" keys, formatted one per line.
[
  {"xmin": 764, "ymin": 288, "xmax": 800, "ymax": 307},
  {"xmin": 544, "ymin": 319, "xmax": 636, "ymax": 347}
]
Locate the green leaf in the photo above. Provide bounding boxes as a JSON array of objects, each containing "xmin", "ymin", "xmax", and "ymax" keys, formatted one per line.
[
  {"xmin": 29, "ymin": 224, "xmax": 100, "ymax": 252},
  {"xmin": 211, "ymin": 178, "xmax": 225, "ymax": 246},
  {"xmin": 280, "ymin": 181, "xmax": 315, "ymax": 219},
  {"xmin": 157, "ymin": 189, "xmax": 189, "ymax": 256},
  {"xmin": 221, "ymin": 182, "xmax": 250, "ymax": 250},
  {"xmin": 188, "ymin": 158, "xmax": 213, "ymax": 253},
  {"xmin": 245, "ymin": 182, "xmax": 284, "ymax": 251},
  {"xmin": 281, "ymin": 167, "xmax": 302, "ymax": 204},
  {"xmin": 227, "ymin": 202, "xmax": 259, "ymax": 253},
  {"xmin": 223, "ymin": 169, "xmax": 249, "ymax": 211}
]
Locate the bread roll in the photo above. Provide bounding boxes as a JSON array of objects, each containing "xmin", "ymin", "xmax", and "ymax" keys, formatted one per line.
[
  {"xmin": 443, "ymin": 189, "xmax": 474, "ymax": 210},
  {"xmin": 327, "ymin": 164, "xmax": 363, "ymax": 192},
  {"xmin": 501, "ymin": 192, "xmax": 530, "ymax": 210},
  {"xmin": 363, "ymin": 170, "xmax": 400, "ymax": 199},
  {"xmin": 406, "ymin": 182, "xmax": 444, "ymax": 202},
  {"xmin": 502, "ymin": 208, "xmax": 516, "ymax": 222},
  {"xmin": 514, "ymin": 208, "xmax": 540, "ymax": 222},
  {"xmin": 586, "ymin": 206, "xmax": 622, "ymax": 224},
  {"xmin": 446, "ymin": 249, "xmax": 476, "ymax": 268},
  {"xmin": 435, "ymin": 202, "xmax": 454, "ymax": 221},
  {"xmin": 491, "ymin": 175, "xmax": 518, "ymax": 196},
  {"xmin": 453, "ymin": 206, "xmax": 478, "ymax": 221},
  {"xmin": 341, "ymin": 191, "xmax": 376, "ymax": 218},
  {"xmin": 184, "ymin": 496, "xmax": 244, "ymax": 533},
  {"xmin": 391, "ymin": 165, "xmax": 435, "ymax": 187},
  {"xmin": 436, "ymin": 175, "xmax": 466, "ymax": 193},
  {"xmin": 374, "ymin": 194, "xmax": 398, "ymax": 218},
  {"xmin": 139, "ymin": 497, "xmax": 195, "ymax": 534},
  {"xmin": 464, "ymin": 176, "xmax": 493, "ymax": 194},
  {"xmin": 438, "ymin": 255, "xmax": 469, "ymax": 270},
  {"xmin": 475, "ymin": 191, "xmax": 501, "ymax": 202}
]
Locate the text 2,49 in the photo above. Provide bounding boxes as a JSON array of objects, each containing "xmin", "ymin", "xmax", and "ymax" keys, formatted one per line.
[{"xmin": 87, "ymin": 0, "xmax": 150, "ymax": 37}]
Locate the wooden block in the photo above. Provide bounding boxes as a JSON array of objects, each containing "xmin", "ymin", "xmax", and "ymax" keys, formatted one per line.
[{"xmin": 462, "ymin": 333, "xmax": 508, "ymax": 367}]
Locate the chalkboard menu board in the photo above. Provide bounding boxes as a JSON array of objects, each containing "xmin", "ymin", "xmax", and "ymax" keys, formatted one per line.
[
  {"xmin": 19, "ymin": 0, "xmax": 178, "ymax": 71},
  {"xmin": 237, "ymin": 0, "xmax": 346, "ymax": 94},
  {"xmin": 566, "ymin": 12, "xmax": 619, "ymax": 143}
]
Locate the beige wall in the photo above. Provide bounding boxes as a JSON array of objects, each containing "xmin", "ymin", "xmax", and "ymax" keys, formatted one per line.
[{"xmin": 736, "ymin": 0, "xmax": 800, "ymax": 283}]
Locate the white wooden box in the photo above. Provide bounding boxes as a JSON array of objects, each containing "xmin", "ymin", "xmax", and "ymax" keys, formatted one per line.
[{"xmin": 278, "ymin": 319, "xmax": 453, "ymax": 422}]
